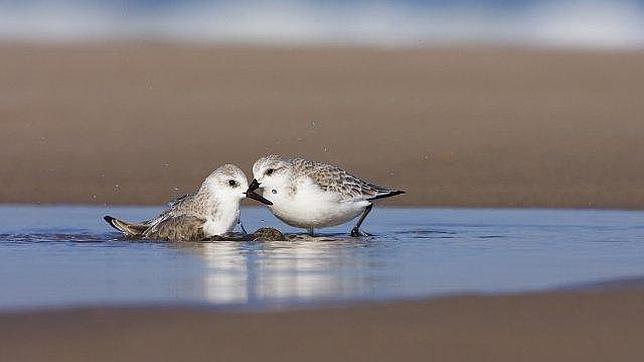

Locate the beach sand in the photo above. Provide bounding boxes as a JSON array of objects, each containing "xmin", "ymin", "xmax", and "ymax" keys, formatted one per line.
[
  {"xmin": 2, "ymin": 289, "xmax": 644, "ymax": 362},
  {"xmin": 2, "ymin": 43, "xmax": 644, "ymax": 208}
]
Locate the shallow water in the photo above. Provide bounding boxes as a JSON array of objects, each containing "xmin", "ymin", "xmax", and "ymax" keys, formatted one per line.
[{"xmin": 1, "ymin": 205, "xmax": 643, "ymax": 310}]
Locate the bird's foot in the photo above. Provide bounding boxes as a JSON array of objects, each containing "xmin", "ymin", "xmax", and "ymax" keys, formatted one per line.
[{"xmin": 351, "ymin": 228, "xmax": 373, "ymax": 237}]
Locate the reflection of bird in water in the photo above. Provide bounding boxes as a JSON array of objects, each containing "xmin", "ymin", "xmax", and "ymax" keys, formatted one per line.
[
  {"xmin": 194, "ymin": 235, "xmax": 362, "ymax": 304},
  {"xmin": 103, "ymin": 164, "xmax": 272, "ymax": 241},
  {"xmin": 197, "ymin": 242, "xmax": 249, "ymax": 304}
]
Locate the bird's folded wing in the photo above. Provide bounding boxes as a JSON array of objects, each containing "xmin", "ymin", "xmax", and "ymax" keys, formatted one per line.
[
  {"xmin": 143, "ymin": 215, "xmax": 206, "ymax": 241},
  {"xmin": 293, "ymin": 158, "xmax": 395, "ymax": 200},
  {"xmin": 166, "ymin": 193, "xmax": 192, "ymax": 208}
]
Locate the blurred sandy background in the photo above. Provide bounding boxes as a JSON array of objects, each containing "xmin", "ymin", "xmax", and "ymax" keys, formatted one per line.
[{"xmin": 1, "ymin": 43, "xmax": 643, "ymax": 207}]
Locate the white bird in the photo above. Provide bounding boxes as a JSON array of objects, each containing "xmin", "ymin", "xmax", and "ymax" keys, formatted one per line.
[
  {"xmin": 104, "ymin": 164, "xmax": 272, "ymax": 241},
  {"xmin": 246, "ymin": 155, "xmax": 404, "ymax": 237}
]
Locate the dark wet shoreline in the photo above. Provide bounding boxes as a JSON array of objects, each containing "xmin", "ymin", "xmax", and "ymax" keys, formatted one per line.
[{"xmin": 2, "ymin": 288, "xmax": 644, "ymax": 362}]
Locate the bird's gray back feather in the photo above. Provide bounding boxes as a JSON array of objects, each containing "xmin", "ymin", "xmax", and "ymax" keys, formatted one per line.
[
  {"xmin": 291, "ymin": 158, "xmax": 397, "ymax": 200},
  {"xmin": 142, "ymin": 191, "xmax": 216, "ymax": 240},
  {"xmin": 143, "ymin": 215, "xmax": 206, "ymax": 241}
]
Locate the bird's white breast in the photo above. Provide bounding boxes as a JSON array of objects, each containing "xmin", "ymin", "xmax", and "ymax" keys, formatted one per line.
[
  {"xmin": 265, "ymin": 177, "xmax": 368, "ymax": 229},
  {"xmin": 202, "ymin": 200, "xmax": 239, "ymax": 237}
]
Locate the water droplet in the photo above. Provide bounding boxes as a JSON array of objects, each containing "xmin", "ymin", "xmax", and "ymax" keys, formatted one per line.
[
  {"xmin": 389, "ymin": 171, "xmax": 396, "ymax": 176},
  {"xmin": 92, "ymin": 194, "xmax": 97, "ymax": 199},
  {"xmin": 296, "ymin": 137, "xmax": 303, "ymax": 142},
  {"xmin": 323, "ymin": 146, "xmax": 328, "ymax": 152},
  {"xmin": 423, "ymin": 154, "xmax": 429, "ymax": 161},
  {"xmin": 173, "ymin": 186, "xmax": 180, "ymax": 191},
  {"xmin": 163, "ymin": 162, "xmax": 170, "ymax": 167}
]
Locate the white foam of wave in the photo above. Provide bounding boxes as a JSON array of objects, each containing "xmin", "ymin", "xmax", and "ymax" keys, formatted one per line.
[
  {"xmin": 0, "ymin": 0, "xmax": 643, "ymax": 48},
  {"xmin": 528, "ymin": 0, "xmax": 644, "ymax": 48}
]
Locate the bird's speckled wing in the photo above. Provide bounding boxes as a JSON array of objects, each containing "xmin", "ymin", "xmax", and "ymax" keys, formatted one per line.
[
  {"xmin": 146, "ymin": 193, "xmax": 209, "ymax": 223},
  {"xmin": 143, "ymin": 215, "xmax": 206, "ymax": 241},
  {"xmin": 140, "ymin": 192, "xmax": 213, "ymax": 241},
  {"xmin": 142, "ymin": 194, "xmax": 191, "ymax": 225},
  {"xmin": 166, "ymin": 193, "xmax": 191, "ymax": 208},
  {"xmin": 291, "ymin": 158, "xmax": 399, "ymax": 200}
]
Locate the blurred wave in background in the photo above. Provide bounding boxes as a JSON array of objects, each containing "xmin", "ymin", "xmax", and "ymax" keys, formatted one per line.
[{"xmin": 0, "ymin": 0, "xmax": 643, "ymax": 48}]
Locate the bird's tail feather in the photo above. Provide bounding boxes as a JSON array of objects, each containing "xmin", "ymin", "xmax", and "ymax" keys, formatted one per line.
[
  {"xmin": 368, "ymin": 190, "xmax": 405, "ymax": 201},
  {"xmin": 104, "ymin": 216, "xmax": 147, "ymax": 237}
]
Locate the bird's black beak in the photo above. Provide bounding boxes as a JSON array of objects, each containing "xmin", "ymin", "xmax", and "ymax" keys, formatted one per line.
[
  {"xmin": 248, "ymin": 179, "xmax": 260, "ymax": 192},
  {"xmin": 245, "ymin": 180, "xmax": 272, "ymax": 205}
]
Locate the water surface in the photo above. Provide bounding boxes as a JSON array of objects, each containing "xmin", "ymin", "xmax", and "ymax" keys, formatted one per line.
[{"xmin": 1, "ymin": 205, "xmax": 643, "ymax": 310}]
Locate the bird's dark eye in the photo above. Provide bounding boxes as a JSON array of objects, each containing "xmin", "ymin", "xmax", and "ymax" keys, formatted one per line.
[
  {"xmin": 228, "ymin": 180, "xmax": 237, "ymax": 187},
  {"xmin": 266, "ymin": 168, "xmax": 274, "ymax": 176}
]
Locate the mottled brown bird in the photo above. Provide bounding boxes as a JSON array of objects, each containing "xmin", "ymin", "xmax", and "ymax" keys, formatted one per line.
[{"xmin": 104, "ymin": 164, "xmax": 272, "ymax": 241}]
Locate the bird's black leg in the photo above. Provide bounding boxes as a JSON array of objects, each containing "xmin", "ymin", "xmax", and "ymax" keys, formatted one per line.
[
  {"xmin": 351, "ymin": 204, "xmax": 373, "ymax": 237},
  {"xmin": 238, "ymin": 219, "xmax": 248, "ymax": 234}
]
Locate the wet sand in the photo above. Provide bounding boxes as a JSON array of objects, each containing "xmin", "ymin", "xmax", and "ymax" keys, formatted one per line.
[
  {"xmin": 2, "ymin": 43, "xmax": 644, "ymax": 207},
  {"xmin": 1, "ymin": 289, "xmax": 643, "ymax": 362}
]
